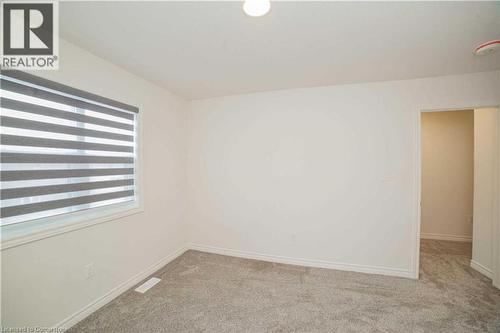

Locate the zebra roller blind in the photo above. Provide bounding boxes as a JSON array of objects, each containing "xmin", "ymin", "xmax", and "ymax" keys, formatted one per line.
[{"xmin": 1, "ymin": 71, "xmax": 138, "ymax": 227}]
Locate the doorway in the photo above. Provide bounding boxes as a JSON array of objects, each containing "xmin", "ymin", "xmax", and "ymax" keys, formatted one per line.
[
  {"xmin": 417, "ymin": 107, "xmax": 500, "ymax": 288},
  {"xmin": 421, "ymin": 110, "xmax": 474, "ymax": 243}
]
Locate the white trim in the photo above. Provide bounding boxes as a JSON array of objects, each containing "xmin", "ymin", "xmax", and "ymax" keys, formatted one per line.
[
  {"xmin": 412, "ymin": 107, "xmax": 422, "ymax": 279},
  {"xmin": 1, "ymin": 203, "xmax": 143, "ymax": 250},
  {"xmin": 51, "ymin": 243, "xmax": 415, "ymax": 331},
  {"xmin": 421, "ymin": 233, "xmax": 472, "ymax": 242},
  {"xmin": 55, "ymin": 245, "xmax": 187, "ymax": 331},
  {"xmin": 189, "ymin": 243, "xmax": 415, "ymax": 279},
  {"xmin": 493, "ymin": 106, "xmax": 500, "ymax": 289},
  {"xmin": 52, "ymin": 243, "xmax": 415, "ymax": 331},
  {"xmin": 471, "ymin": 259, "xmax": 493, "ymax": 279}
]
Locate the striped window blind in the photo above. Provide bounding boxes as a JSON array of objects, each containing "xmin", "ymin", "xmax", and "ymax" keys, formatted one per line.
[{"xmin": 1, "ymin": 71, "xmax": 138, "ymax": 227}]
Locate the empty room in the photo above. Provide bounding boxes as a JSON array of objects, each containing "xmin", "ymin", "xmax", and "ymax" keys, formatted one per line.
[{"xmin": 1, "ymin": 1, "xmax": 499, "ymax": 332}]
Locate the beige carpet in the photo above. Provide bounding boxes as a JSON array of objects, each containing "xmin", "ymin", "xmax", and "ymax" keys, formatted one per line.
[{"xmin": 69, "ymin": 240, "xmax": 500, "ymax": 332}]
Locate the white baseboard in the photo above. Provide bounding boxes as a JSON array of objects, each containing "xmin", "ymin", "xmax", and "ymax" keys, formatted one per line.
[
  {"xmin": 56, "ymin": 245, "xmax": 188, "ymax": 331},
  {"xmin": 470, "ymin": 260, "xmax": 493, "ymax": 279},
  {"xmin": 188, "ymin": 243, "xmax": 415, "ymax": 279},
  {"xmin": 421, "ymin": 233, "xmax": 472, "ymax": 242},
  {"xmin": 54, "ymin": 243, "xmax": 416, "ymax": 331}
]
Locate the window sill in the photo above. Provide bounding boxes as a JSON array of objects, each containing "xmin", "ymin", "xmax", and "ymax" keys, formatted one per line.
[{"xmin": 1, "ymin": 202, "xmax": 143, "ymax": 251}]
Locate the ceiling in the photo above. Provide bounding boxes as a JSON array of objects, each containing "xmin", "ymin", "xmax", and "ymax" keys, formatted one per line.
[{"xmin": 60, "ymin": 1, "xmax": 500, "ymax": 100}]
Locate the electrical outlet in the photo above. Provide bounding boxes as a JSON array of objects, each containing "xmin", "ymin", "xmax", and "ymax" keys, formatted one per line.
[{"xmin": 85, "ymin": 262, "xmax": 95, "ymax": 280}]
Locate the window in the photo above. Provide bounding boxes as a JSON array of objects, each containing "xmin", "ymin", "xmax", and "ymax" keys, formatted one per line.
[{"xmin": 0, "ymin": 71, "xmax": 139, "ymax": 234}]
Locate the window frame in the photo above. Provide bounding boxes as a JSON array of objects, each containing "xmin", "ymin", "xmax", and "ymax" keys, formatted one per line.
[{"xmin": 1, "ymin": 71, "xmax": 143, "ymax": 250}]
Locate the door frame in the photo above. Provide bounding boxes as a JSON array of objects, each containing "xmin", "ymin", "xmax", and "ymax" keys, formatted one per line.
[
  {"xmin": 494, "ymin": 109, "xmax": 500, "ymax": 288},
  {"xmin": 414, "ymin": 106, "xmax": 500, "ymax": 288}
]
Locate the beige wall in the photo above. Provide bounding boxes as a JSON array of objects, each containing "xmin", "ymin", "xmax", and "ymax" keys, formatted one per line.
[
  {"xmin": 472, "ymin": 108, "xmax": 499, "ymax": 277},
  {"xmin": 420, "ymin": 111, "xmax": 474, "ymax": 241}
]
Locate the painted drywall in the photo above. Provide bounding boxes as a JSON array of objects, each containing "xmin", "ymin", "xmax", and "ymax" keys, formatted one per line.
[
  {"xmin": 420, "ymin": 111, "xmax": 474, "ymax": 241},
  {"xmin": 59, "ymin": 2, "xmax": 500, "ymax": 100},
  {"xmin": 1, "ymin": 39, "xmax": 188, "ymax": 328},
  {"xmin": 472, "ymin": 108, "xmax": 499, "ymax": 277},
  {"xmin": 2, "ymin": 48, "xmax": 499, "ymax": 328},
  {"xmin": 496, "ymin": 85, "xmax": 500, "ymax": 288},
  {"xmin": 187, "ymin": 70, "xmax": 500, "ymax": 278}
]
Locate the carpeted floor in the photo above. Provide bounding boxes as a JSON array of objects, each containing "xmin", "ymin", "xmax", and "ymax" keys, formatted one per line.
[{"xmin": 69, "ymin": 240, "xmax": 500, "ymax": 332}]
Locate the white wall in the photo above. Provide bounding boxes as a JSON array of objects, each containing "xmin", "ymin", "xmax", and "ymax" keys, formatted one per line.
[
  {"xmin": 1, "ymin": 40, "xmax": 188, "ymax": 328},
  {"xmin": 2, "ymin": 49, "xmax": 499, "ymax": 328},
  {"xmin": 472, "ymin": 108, "xmax": 499, "ymax": 278},
  {"xmin": 421, "ymin": 111, "xmax": 474, "ymax": 241},
  {"xmin": 187, "ymin": 71, "xmax": 500, "ymax": 278}
]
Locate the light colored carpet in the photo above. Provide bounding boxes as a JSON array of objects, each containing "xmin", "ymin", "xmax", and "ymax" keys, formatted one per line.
[{"xmin": 69, "ymin": 240, "xmax": 500, "ymax": 332}]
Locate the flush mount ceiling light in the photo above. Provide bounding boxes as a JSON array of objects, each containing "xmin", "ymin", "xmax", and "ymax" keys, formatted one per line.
[{"xmin": 243, "ymin": 0, "xmax": 271, "ymax": 17}]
